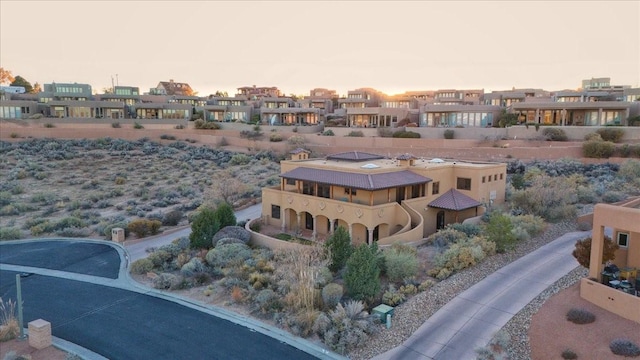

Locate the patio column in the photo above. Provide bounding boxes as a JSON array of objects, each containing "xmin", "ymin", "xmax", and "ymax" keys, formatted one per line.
[
  {"xmin": 348, "ymin": 223, "xmax": 353, "ymax": 243},
  {"xmin": 598, "ymin": 108, "xmax": 603, "ymax": 125},
  {"xmin": 367, "ymin": 227, "xmax": 374, "ymax": 245},
  {"xmin": 312, "ymin": 215, "xmax": 317, "ymax": 240},
  {"xmin": 329, "ymin": 219, "xmax": 335, "ymax": 234},
  {"xmin": 589, "ymin": 225, "xmax": 605, "ymax": 281},
  {"xmin": 296, "ymin": 213, "xmax": 301, "ymax": 233},
  {"xmin": 281, "ymin": 208, "xmax": 286, "ymax": 232}
]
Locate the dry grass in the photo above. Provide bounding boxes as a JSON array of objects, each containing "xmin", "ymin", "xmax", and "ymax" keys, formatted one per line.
[{"xmin": 0, "ymin": 297, "xmax": 19, "ymax": 342}]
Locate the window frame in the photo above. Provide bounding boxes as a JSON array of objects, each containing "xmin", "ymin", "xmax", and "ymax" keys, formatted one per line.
[
  {"xmin": 271, "ymin": 204, "xmax": 281, "ymax": 219},
  {"xmin": 456, "ymin": 177, "xmax": 472, "ymax": 191},
  {"xmin": 617, "ymin": 232, "xmax": 629, "ymax": 248}
]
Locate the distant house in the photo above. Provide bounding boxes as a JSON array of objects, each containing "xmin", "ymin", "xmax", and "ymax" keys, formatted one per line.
[{"xmin": 151, "ymin": 80, "xmax": 195, "ymax": 96}]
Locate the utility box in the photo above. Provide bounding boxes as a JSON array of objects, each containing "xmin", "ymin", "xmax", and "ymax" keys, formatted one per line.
[
  {"xmin": 111, "ymin": 228, "xmax": 125, "ymax": 242},
  {"xmin": 372, "ymin": 304, "xmax": 394, "ymax": 322}
]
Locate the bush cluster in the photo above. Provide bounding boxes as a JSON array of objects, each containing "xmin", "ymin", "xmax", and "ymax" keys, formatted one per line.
[
  {"xmin": 312, "ymin": 300, "xmax": 377, "ymax": 355},
  {"xmin": 269, "ymin": 133, "xmax": 283, "ymax": 142},
  {"xmin": 596, "ymin": 128, "xmax": 624, "ymax": 143},
  {"xmin": 392, "ymin": 130, "xmax": 420, "ymax": 138},
  {"xmin": 542, "ymin": 127, "xmax": 567, "ymax": 141},
  {"xmin": 443, "ymin": 129, "xmax": 455, "ymax": 139},
  {"xmin": 346, "ymin": 130, "xmax": 364, "ymax": 137},
  {"xmin": 321, "ymin": 129, "xmax": 335, "ymax": 136},
  {"xmin": 609, "ymin": 338, "xmax": 640, "ymax": 357},
  {"xmin": 212, "ymin": 226, "xmax": 250, "ymax": 247},
  {"xmin": 583, "ymin": 140, "xmax": 615, "ymax": 158},
  {"xmin": 127, "ymin": 219, "xmax": 162, "ymax": 237},
  {"xmin": 194, "ymin": 119, "xmax": 220, "ymax": 130},
  {"xmin": 430, "ymin": 236, "xmax": 496, "ymax": 279}
]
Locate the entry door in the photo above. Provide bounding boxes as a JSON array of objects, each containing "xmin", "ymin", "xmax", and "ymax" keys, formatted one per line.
[
  {"xmin": 436, "ymin": 211, "xmax": 445, "ymax": 230},
  {"xmin": 305, "ymin": 212, "xmax": 313, "ymax": 230}
]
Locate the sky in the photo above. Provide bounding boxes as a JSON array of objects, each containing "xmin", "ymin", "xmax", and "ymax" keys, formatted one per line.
[{"xmin": 1, "ymin": 0, "xmax": 639, "ymax": 97}]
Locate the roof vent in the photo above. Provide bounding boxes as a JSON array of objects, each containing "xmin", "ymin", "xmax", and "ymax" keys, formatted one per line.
[{"xmin": 361, "ymin": 163, "xmax": 380, "ymax": 169}]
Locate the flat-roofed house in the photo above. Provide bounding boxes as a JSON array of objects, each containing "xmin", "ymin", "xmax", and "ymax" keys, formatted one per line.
[{"xmin": 261, "ymin": 151, "xmax": 506, "ymax": 245}]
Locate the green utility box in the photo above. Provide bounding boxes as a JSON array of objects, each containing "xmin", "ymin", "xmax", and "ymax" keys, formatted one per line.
[{"xmin": 372, "ymin": 304, "xmax": 394, "ymax": 322}]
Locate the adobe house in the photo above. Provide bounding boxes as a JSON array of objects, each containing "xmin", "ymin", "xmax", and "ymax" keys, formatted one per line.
[
  {"xmin": 581, "ymin": 203, "xmax": 640, "ymax": 323},
  {"xmin": 261, "ymin": 151, "xmax": 506, "ymax": 246}
]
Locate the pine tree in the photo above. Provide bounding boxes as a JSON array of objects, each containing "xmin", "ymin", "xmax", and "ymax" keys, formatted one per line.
[
  {"xmin": 344, "ymin": 242, "xmax": 380, "ymax": 304},
  {"xmin": 214, "ymin": 202, "xmax": 236, "ymax": 229},
  {"xmin": 189, "ymin": 208, "xmax": 220, "ymax": 249},
  {"xmin": 324, "ymin": 226, "xmax": 353, "ymax": 272}
]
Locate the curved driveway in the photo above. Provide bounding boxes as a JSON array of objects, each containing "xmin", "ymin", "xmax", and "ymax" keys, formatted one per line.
[
  {"xmin": 373, "ymin": 230, "xmax": 590, "ymax": 360},
  {"xmin": 0, "ymin": 239, "xmax": 337, "ymax": 360}
]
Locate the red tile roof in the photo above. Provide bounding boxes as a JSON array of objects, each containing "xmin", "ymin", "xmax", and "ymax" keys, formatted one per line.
[
  {"xmin": 326, "ymin": 151, "xmax": 385, "ymax": 162},
  {"xmin": 281, "ymin": 167, "xmax": 431, "ymax": 190},
  {"xmin": 428, "ymin": 189, "xmax": 482, "ymax": 211}
]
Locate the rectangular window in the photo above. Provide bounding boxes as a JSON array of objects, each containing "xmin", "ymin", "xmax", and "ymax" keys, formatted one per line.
[
  {"xmin": 617, "ymin": 233, "xmax": 629, "ymax": 248},
  {"xmin": 345, "ymin": 188, "xmax": 357, "ymax": 196},
  {"xmin": 286, "ymin": 179, "xmax": 295, "ymax": 186},
  {"xmin": 500, "ymin": 173, "xmax": 504, "ymax": 180},
  {"xmin": 456, "ymin": 177, "xmax": 471, "ymax": 191},
  {"xmin": 271, "ymin": 205, "xmax": 281, "ymax": 219},
  {"xmin": 432, "ymin": 182, "xmax": 440, "ymax": 195},
  {"xmin": 482, "ymin": 176, "xmax": 486, "ymax": 183},
  {"xmin": 488, "ymin": 176, "xmax": 491, "ymax": 182},
  {"xmin": 494, "ymin": 174, "xmax": 498, "ymax": 181}
]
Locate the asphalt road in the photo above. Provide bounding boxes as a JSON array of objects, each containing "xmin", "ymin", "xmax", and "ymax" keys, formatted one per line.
[
  {"xmin": 0, "ymin": 240, "xmax": 323, "ymax": 360},
  {"xmin": 126, "ymin": 203, "xmax": 262, "ymax": 262}
]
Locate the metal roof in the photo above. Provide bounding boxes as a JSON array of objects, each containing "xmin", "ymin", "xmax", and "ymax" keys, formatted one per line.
[{"xmin": 280, "ymin": 167, "xmax": 431, "ymax": 190}]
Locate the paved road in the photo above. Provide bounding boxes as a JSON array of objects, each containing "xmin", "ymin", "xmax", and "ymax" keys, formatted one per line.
[
  {"xmin": 373, "ymin": 230, "xmax": 591, "ymax": 360},
  {"xmin": 126, "ymin": 203, "xmax": 262, "ymax": 262},
  {"xmin": 0, "ymin": 240, "xmax": 338, "ymax": 360}
]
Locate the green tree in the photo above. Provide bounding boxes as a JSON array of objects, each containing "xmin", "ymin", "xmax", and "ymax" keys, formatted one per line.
[
  {"xmin": 344, "ymin": 242, "xmax": 381, "ymax": 304},
  {"xmin": 324, "ymin": 226, "xmax": 353, "ymax": 272},
  {"xmin": 10, "ymin": 75, "xmax": 34, "ymax": 93},
  {"xmin": 572, "ymin": 236, "xmax": 619, "ymax": 269},
  {"xmin": 189, "ymin": 208, "xmax": 220, "ymax": 249},
  {"xmin": 484, "ymin": 212, "xmax": 516, "ymax": 253},
  {"xmin": 498, "ymin": 109, "xmax": 519, "ymax": 128},
  {"xmin": 214, "ymin": 202, "xmax": 236, "ymax": 228}
]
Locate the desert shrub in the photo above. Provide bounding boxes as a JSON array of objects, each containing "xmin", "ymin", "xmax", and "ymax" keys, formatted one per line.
[
  {"xmin": 418, "ymin": 279, "xmax": 435, "ymax": 292},
  {"xmin": 561, "ymin": 349, "xmax": 578, "ymax": 359},
  {"xmin": 584, "ymin": 132, "xmax": 602, "ymax": 141},
  {"xmin": 152, "ymin": 273, "xmax": 181, "ymax": 290},
  {"xmin": 321, "ymin": 283, "xmax": 343, "ymax": 309},
  {"xmin": 321, "ymin": 129, "xmax": 335, "ymax": 136},
  {"xmin": 618, "ymin": 159, "xmax": 640, "ymax": 182},
  {"xmin": 130, "ymin": 258, "xmax": 154, "ymax": 274},
  {"xmin": 484, "ymin": 213, "xmax": 517, "ymax": 252},
  {"xmin": 566, "ymin": 308, "xmax": 596, "ymax": 324},
  {"xmin": 180, "ymin": 258, "xmax": 207, "ymax": 277},
  {"xmin": 382, "ymin": 285, "xmax": 405, "ymax": 306},
  {"xmin": 509, "ymin": 214, "xmax": 545, "ymax": 237},
  {"xmin": 596, "ymin": 128, "xmax": 624, "ymax": 143},
  {"xmin": 324, "ymin": 226, "xmax": 353, "ymax": 272},
  {"xmin": 576, "ymin": 185, "xmax": 598, "ymax": 204},
  {"xmin": 269, "ymin": 133, "xmax": 283, "ymax": 142},
  {"xmin": 161, "ymin": 210, "xmax": 183, "ymax": 226},
  {"xmin": 229, "ymin": 153, "xmax": 250, "ymax": 165},
  {"xmin": 127, "ymin": 219, "xmax": 162, "ymax": 238},
  {"xmin": 583, "ymin": 140, "xmax": 615, "ymax": 158},
  {"xmin": 56, "ymin": 227, "xmax": 91, "ymax": 237},
  {"xmin": 194, "ymin": 119, "xmax": 220, "ymax": 130},
  {"xmin": 510, "ymin": 175, "xmax": 576, "ymax": 222},
  {"xmin": 314, "ymin": 266, "xmax": 333, "ymax": 289},
  {"xmin": 0, "ymin": 227, "xmax": 22, "ymax": 241},
  {"xmin": 609, "ymin": 338, "xmax": 640, "ymax": 357},
  {"xmin": 344, "ymin": 243, "xmax": 380, "ymax": 303},
  {"xmin": 392, "ymin": 130, "xmax": 420, "ymax": 138},
  {"xmin": 383, "ymin": 247, "xmax": 418, "ymax": 283},
  {"xmin": 572, "ymin": 236, "xmax": 618, "ymax": 268},
  {"xmin": 431, "ymin": 236, "xmax": 496, "ymax": 278},
  {"xmin": 346, "ymin": 130, "xmax": 364, "ymax": 137},
  {"xmin": 159, "ymin": 134, "xmax": 177, "ymax": 140},
  {"xmin": 426, "ymin": 228, "xmax": 468, "ymax": 248},
  {"xmin": 448, "ymin": 223, "xmax": 481, "ymax": 237},
  {"xmin": 147, "ymin": 250, "xmax": 172, "ymax": 268},
  {"xmin": 476, "ymin": 330, "xmax": 510, "ymax": 360},
  {"xmin": 111, "ymin": 122, "xmax": 121, "ymax": 128},
  {"xmin": 212, "ymin": 226, "xmax": 249, "ymax": 247},
  {"xmin": 542, "ymin": 127, "xmax": 567, "ymax": 141},
  {"xmin": 601, "ymin": 190, "xmax": 625, "ymax": 203},
  {"xmin": 254, "ymin": 289, "xmax": 282, "ymax": 313},
  {"xmin": 205, "ymin": 243, "xmax": 252, "ymax": 268},
  {"xmin": 133, "ymin": 122, "xmax": 144, "ymax": 129},
  {"xmin": 0, "ymin": 297, "xmax": 19, "ymax": 341},
  {"xmin": 443, "ymin": 129, "xmax": 455, "ymax": 139},
  {"xmin": 312, "ymin": 300, "xmax": 376, "ymax": 355}
]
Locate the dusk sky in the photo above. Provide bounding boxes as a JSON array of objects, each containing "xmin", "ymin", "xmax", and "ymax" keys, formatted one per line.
[{"xmin": 1, "ymin": 1, "xmax": 638, "ymax": 97}]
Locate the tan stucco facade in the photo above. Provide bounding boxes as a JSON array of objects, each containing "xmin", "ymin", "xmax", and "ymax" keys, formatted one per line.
[
  {"xmin": 261, "ymin": 154, "xmax": 506, "ymax": 246},
  {"xmin": 581, "ymin": 203, "xmax": 640, "ymax": 323}
]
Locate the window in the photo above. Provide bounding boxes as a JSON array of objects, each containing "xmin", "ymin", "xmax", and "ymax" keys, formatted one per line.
[
  {"xmin": 286, "ymin": 179, "xmax": 296, "ymax": 186},
  {"xmin": 432, "ymin": 182, "xmax": 440, "ymax": 195},
  {"xmin": 456, "ymin": 177, "xmax": 471, "ymax": 191},
  {"xmin": 494, "ymin": 174, "xmax": 498, "ymax": 181},
  {"xmin": 500, "ymin": 173, "xmax": 504, "ymax": 180},
  {"xmin": 617, "ymin": 233, "xmax": 629, "ymax": 248},
  {"xmin": 345, "ymin": 188, "xmax": 357, "ymax": 196},
  {"xmin": 482, "ymin": 176, "xmax": 486, "ymax": 183},
  {"xmin": 271, "ymin": 205, "xmax": 280, "ymax": 219}
]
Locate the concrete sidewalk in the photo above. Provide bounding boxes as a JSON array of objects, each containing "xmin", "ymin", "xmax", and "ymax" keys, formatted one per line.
[{"xmin": 372, "ymin": 230, "xmax": 590, "ymax": 360}]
